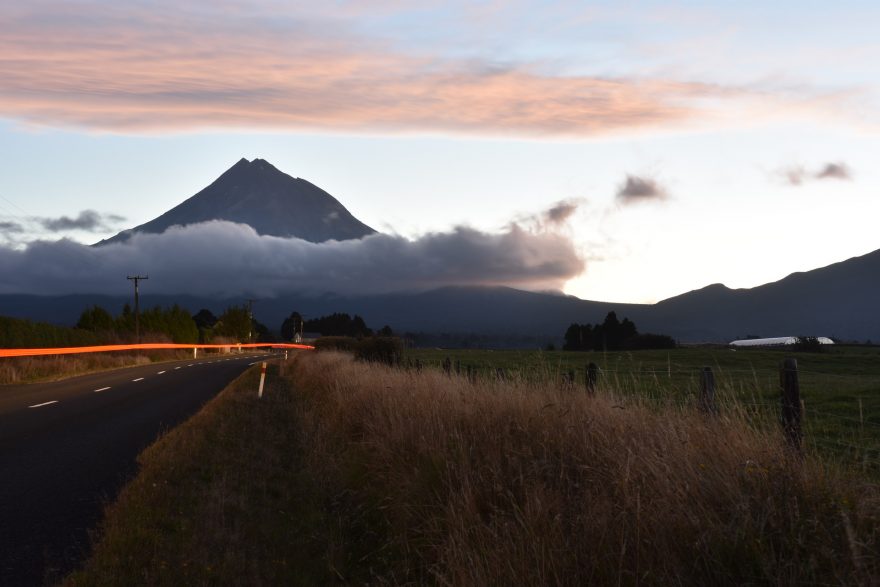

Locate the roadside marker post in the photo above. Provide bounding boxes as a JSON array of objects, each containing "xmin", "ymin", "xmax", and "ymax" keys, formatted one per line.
[
  {"xmin": 258, "ymin": 361, "xmax": 267, "ymax": 398},
  {"xmin": 193, "ymin": 347, "xmax": 198, "ymax": 359}
]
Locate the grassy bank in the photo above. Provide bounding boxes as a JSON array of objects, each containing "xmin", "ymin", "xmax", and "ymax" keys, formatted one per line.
[
  {"xmin": 70, "ymin": 352, "xmax": 879, "ymax": 585},
  {"xmin": 66, "ymin": 359, "xmax": 338, "ymax": 586},
  {"xmin": 0, "ymin": 350, "xmax": 198, "ymax": 385}
]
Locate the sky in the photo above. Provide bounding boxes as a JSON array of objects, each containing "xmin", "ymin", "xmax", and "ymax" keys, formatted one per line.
[{"xmin": 0, "ymin": 1, "xmax": 878, "ymax": 302}]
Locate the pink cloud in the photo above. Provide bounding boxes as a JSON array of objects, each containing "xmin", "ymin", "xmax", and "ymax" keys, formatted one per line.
[{"xmin": 0, "ymin": 2, "xmax": 774, "ymax": 136}]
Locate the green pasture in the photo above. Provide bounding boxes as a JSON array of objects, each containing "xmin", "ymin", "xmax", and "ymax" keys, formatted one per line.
[{"xmin": 406, "ymin": 345, "xmax": 880, "ymax": 473}]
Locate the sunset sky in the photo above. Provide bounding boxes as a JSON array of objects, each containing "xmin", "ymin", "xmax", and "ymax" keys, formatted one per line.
[{"xmin": 1, "ymin": 1, "xmax": 878, "ymax": 302}]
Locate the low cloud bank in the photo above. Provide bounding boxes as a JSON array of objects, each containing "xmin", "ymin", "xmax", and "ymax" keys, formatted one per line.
[{"xmin": 0, "ymin": 220, "xmax": 584, "ymax": 298}]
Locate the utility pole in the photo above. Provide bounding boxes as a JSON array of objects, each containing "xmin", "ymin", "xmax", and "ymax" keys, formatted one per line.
[
  {"xmin": 127, "ymin": 275, "xmax": 149, "ymax": 344},
  {"xmin": 246, "ymin": 298, "xmax": 258, "ymax": 343}
]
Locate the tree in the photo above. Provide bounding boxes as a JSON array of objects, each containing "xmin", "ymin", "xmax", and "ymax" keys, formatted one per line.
[
  {"xmin": 193, "ymin": 308, "xmax": 218, "ymax": 343},
  {"xmin": 563, "ymin": 323, "xmax": 582, "ymax": 351},
  {"xmin": 117, "ymin": 303, "xmax": 135, "ymax": 333},
  {"xmin": 193, "ymin": 309, "xmax": 217, "ymax": 331},
  {"xmin": 214, "ymin": 305, "xmax": 252, "ymax": 341},
  {"xmin": 76, "ymin": 305, "xmax": 115, "ymax": 332},
  {"xmin": 562, "ymin": 311, "xmax": 674, "ymax": 351},
  {"xmin": 304, "ymin": 312, "xmax": 373, "ymax": 338},
  {"xmin": 281, "ymin": 311, "xmax": 304, "ymax": 341}
]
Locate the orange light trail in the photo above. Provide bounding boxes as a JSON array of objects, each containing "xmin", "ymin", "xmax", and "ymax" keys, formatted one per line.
[{"xmin": 0, "ymin": 343, "xmax": 314, "ymax": 358}]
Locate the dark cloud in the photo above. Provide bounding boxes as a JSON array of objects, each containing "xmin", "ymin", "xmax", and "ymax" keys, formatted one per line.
[
  {"xmin": 0, "ymin": 221, "xmax": 24, "ymax": 234},
  {"xmin": 815, "ymin": 162, "xmax": 852, "ymax": 180},
  {"xmin": 36, "ymin": 210, "xmax": 126, "ymax": 232},
  {"xmin": 0, "ymin": 220, "xmax": 585, "ymax": 297},
  {"xmin": 544, "ymin": 201, "xmax": 579, "ymax": 224},
  {"xmin": 616, "ymin": 175, "xmax": 668, "ymax": 204}
]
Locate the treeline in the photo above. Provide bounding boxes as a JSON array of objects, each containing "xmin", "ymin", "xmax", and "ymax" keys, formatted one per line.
[
  {"xmin": 564, "ymin": 311, "xmax": 676, "ymax": 351},
  {"xmin": 0, "ymin": 304, "xmax": 280, "ymax": 349},
  {"xmin": 0, "ymin": 315, "xmax": 104, "ymax": 348},
  {"xmin": 78, "ymin": 304, "xmax": 198, "ymax": 343},
  {"xmin": 281, "ymin": 311, "xmax": 393, "ymax": 340}
]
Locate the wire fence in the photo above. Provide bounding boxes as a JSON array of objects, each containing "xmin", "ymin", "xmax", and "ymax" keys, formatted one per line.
[{"xmin": 404, "ymin": 354, "xmax": 880, "ymax": 473}]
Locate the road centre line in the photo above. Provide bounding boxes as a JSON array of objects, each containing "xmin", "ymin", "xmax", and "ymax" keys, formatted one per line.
[
  {"xmin": 174, "ymin": 366, "xmax": 181, "ymax": 370},
  {"xmin": 29, "ymin": 401, "xmax": 58, "ymax": 408},
  {"xmin": 93, "ymin": 387, "xmax": 111, "ymax": 393},
  {"xmin": 132, "ymin": 378, "xmax": 144, "ymax": 382},
  {"xmin": 158, "ymin": 371, "xmax": 166, "ymax": 375}
]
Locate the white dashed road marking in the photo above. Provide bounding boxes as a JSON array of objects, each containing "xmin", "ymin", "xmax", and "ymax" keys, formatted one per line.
[
  {"xmin": 132, "ymin": 378, "xmax": 144, "ymax": 382},
  {"xmin": 93, "ymin": 387, "xmax": 111, "ymax": 393},
  {"xmin": 29, "ymin": 401, "xmax": 58, "ymax": 409}
]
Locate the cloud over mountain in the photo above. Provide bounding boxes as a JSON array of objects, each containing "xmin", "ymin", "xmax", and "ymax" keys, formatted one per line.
[{"xmin": 0, "ymin": 219, "xmax": 584, "ymax": 298}]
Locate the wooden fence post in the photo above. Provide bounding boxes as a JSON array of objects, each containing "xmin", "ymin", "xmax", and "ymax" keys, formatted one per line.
[
  {"xmin": 586, "ymin": 362, "xmax": 599, "ymax": 395},
  {"xmin": 780, "ymin": 358, "xmax": 802, "ymax": 452},
  {"xmin": 699, "ymin": 366, "xmax": 717, "ymax": 415}
]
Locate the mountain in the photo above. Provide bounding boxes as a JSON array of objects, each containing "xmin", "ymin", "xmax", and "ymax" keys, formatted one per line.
[
  {"xmin": 6, "ymin": 238, "xmax": 880, "ymax": 345},
  {"xmin": 96, "ymin": 158, "xmax": 376, "ymax": 245}
]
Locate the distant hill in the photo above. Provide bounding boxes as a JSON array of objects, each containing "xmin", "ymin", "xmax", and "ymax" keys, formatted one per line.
[
  {"xmin": 647, "ymin": 247, "xmax": 880, "ymax": 342},
  {"xmin": 95, "ymin": 158, "xmax": 376, "ymax": 245},
  {"xmin": 5, "ymin": 245, "xmax": 880, "ymax": 346}
]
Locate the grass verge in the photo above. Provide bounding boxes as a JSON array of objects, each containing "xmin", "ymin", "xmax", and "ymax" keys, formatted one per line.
[
  {"xmin": 1, "ymin": 350, "xmax": 218, "ymax": 385},
  {"xmin": 69, "ymin": 352, "xmax": 880, "ymax": 585},
  {"xmin": 65, "ymin": 360, "xmax": 339, "ymax": 586}
]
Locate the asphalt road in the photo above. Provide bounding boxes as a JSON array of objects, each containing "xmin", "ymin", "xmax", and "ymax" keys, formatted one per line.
[{"xmin": 0, "ymin": 352, "xmax": 276, "ymax": 586}]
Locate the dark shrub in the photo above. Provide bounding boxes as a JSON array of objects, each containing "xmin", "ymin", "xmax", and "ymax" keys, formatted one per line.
[
  {"xmin": 314, "ymin": 336, "xmax": 359, "ymax": 353},
  {"xmin": 356, "ymin": 337, "xmax": 403, "ymax": 366}
]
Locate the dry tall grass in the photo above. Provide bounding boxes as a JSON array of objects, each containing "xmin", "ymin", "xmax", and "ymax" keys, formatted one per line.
[
  {"xmin": 0, "ymin": 350, "xmax": 194, "ymax": 385},
  {"xmin": 294, "ymin": 352, "xmax": 880, "ymax": 585}
]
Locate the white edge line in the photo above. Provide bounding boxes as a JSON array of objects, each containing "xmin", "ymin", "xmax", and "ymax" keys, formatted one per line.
[
  {"xmin": 93, "ymin": 387, "xmax": 111, "ymax": 393},
  {"xmin": 29, "ymin": 400, "xmax": 58, "ymax": 408},
  {"xmin": 132, "ymin": 377, "xmax": 145, "ymax": 382}
]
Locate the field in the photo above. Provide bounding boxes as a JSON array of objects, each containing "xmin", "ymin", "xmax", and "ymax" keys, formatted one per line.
[
  {"xmin": 406, "ymin": 346, "xmax": 880, "ymax": 474},
  {"xmin": 69, "ymin": 351, "xmax": 880, "ymax": 585}
]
